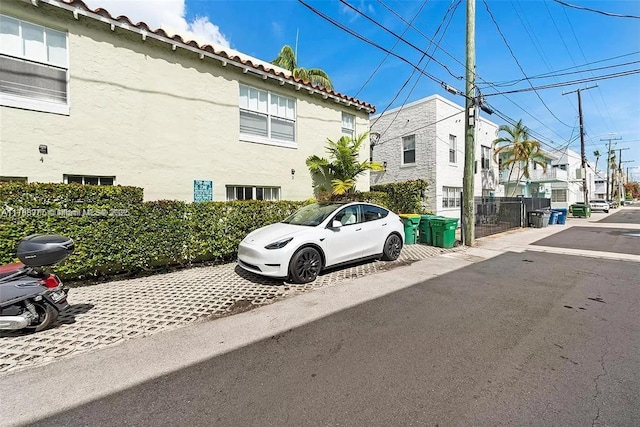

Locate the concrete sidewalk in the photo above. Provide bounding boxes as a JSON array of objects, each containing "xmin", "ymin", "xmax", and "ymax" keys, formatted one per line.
[
  {"xmin": 0, "ymin": 240, "xmax": 461, "ymax": 375},
  {"xmin": 2, "ymin": 209, "xmax": 638, "ymax": 426}
]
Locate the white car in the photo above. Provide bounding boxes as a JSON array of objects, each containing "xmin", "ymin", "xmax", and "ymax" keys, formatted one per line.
[
  {"xmin": 237, "ymin": 202, "xmax": 405, "ymax": 283},
  {"xmin": 589, "ymin": 199, "xmax": 609, "ymax": 213}
]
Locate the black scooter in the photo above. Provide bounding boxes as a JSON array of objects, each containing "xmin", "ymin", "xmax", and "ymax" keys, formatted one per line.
[{"xmin": 0, "ymin": 235, "xmax": 74, "ymax": 332}]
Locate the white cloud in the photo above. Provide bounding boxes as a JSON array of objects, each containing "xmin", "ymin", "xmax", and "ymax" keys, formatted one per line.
[{"xmin": 82, "ymin": 0, "xmax": 231, "ymax": 48}]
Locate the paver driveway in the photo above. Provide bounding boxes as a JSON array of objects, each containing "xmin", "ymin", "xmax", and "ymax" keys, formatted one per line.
[{"xmin": 0, "ymin": 244, "xmax": 462, "ymax": 374}]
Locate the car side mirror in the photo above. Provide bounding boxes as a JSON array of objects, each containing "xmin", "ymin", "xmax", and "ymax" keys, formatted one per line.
[{"xmin": 329, "ymin": 220, "xmax": 342, "ymax": 230}]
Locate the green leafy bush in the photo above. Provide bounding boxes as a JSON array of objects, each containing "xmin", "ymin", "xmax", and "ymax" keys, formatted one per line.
[
  {"xmin": 0, "ymin": 183, "xmax": 305, "ymax": 281},
  {"xmin": 371, "ymin": 180, "xmax": 428, "ymax": 214}
]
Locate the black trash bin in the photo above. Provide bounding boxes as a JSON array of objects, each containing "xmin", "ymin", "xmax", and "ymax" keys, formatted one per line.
[{"xmin": 528, "ymin": 210, "xmax": 545, "ymax": 228}]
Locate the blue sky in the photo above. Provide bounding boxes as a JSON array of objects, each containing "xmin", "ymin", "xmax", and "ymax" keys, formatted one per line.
[{"xmin": 86, "ymin": 0, "xmax": 640, "ymax": 179}]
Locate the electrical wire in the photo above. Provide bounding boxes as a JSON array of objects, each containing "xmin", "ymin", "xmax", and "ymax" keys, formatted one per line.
[
  {"xmin": 482, "ymin": 0, "xmax": 574, "ymax": 128},
  {"xmin": 552, "ymin": 0, "xmax": 640, "ymax": 19},
  {"xmin": 482, "ymin": 69, "xmax": 640, "ymax": 96},
  {"xmin": 376, "ymin": 0, "xmax": 574, "ymax": 149},
  {"xmin": 339, "ymin": 0, "xmax": 463, "ymax": 81},
  {"xmin": 297, "ymin": 0, "xmax": 446, "ymax": 86},
  {"xmin": 557, "ymin": 2, "xmax": 619, "ymax": 136},
  {"xmin": 373, "ymin": 110, "xmax": 465, "ymax": 147},
  {"xmin": 353, "ymin": 0, "xmax": 430, "ymax": 98},
  {"xmin": 373, "ymin": 0, "xmax": 461, "ymax": 137},
  {"xmin": 481, "ymin": 59, "xmax": 640, "ymax": 87}
]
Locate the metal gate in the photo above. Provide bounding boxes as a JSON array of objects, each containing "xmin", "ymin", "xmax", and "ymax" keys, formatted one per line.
[{"xmin": 465, "ymin": 196, "xmax": 551, "ymax": 239}]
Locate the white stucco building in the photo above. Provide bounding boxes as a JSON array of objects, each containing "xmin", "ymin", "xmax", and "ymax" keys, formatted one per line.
[
  {"xmin": 0, "ymin": 0, "xmax": 374, "ymax": 201},
  {"xmin": 370, "ymin": 95, "xmax": 502, "ymax": 219},
  {"xmin": 500, "ymin": 147, "xmax": 595, "ymax": 208}
]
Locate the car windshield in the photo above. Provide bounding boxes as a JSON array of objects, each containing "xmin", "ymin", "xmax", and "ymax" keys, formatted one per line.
[{"xmin": 282, "ymin": 203, "xmax": 345, "ymax": 227}]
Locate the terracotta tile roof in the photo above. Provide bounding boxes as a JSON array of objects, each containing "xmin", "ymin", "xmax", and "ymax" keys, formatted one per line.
[{"xmin": 50, "ymin": 0, "xmax": 375, "ymax": 113}]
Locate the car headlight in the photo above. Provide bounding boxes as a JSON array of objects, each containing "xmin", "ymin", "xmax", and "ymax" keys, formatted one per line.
[{"xmin": 265, "ymin": 237, "xmax": 293, "ymax": 250}]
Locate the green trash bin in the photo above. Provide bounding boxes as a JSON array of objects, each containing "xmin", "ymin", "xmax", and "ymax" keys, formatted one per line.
[
  {"xmin": 399, "ymin": 214, "xmax": 421, "ymax": 245},
  {"xmin": 418, "ymin": 215, "xmax": 442, "ymax": 245},
  {"xmin": 431, "ymin": 217, "xmax": 459, "ymax": 249},
  {"xmin": 570, "ymin": 203, "xmax": 591, "ymax": 218}
]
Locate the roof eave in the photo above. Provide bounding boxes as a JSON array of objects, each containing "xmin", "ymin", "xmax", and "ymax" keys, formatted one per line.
[{"xmin": 35, "ymin": 0, "xmax": 375, "ymax": 114}]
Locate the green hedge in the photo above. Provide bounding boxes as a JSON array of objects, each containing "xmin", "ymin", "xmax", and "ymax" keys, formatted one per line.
[
  {"xmin": 0, "ymin": 183, "xmax": 306, "ymax": 281},
  {"xmin": 371, "ymin": 180, "xmax": 428, "ymax": 214}
]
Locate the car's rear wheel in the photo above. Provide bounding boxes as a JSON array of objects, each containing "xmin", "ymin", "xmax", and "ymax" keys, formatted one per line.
[
  {"xmin": 382, "ymin": 233, "xmax": 403, "ymax": 261},
  {"xmin": 288, "ymin": 247, "xmax": 322, "ymax": 284}
]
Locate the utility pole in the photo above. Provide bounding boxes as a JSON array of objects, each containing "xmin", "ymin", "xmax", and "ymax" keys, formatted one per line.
[
  {"xmin": 614, "ymin": 148, "xmax": 630, "ymax": 201},
  {"xmin": 563, "ymin": 85, "xmax": 596, "ymax": 204},
  {"xmin": 462, "ymin": 0, "xmax": 476, "ymax": 247},
  {"xmin": 601, "ymin": 135, "xmax": 621, "ymax": 200}
]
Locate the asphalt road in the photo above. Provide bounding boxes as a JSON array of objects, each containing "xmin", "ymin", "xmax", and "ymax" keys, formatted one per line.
[
  {"xmin": 33, "ymin": 249, "xmax": 640, "ymax": 426},
  {"xmin": 532, "ymin": 226, "xmax": 640, "ymax": 255},
  {"xmin": 597, "ymin": 207, "xmax": 639, "ymax": 224}
]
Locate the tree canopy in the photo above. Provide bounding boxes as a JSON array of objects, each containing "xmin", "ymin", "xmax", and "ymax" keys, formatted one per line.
[{"xmin": 272, "ymin": 45, "xmax": 334, "ymax": 90}]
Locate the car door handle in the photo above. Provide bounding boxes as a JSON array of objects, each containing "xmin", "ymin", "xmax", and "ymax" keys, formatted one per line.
[
  {"xmin": 355, "ymin": 228, "xmax": 362, "ymax": 231},
  {"xmin": 382, "ymin": 223, "xmax": 387, "ymax": 226}
]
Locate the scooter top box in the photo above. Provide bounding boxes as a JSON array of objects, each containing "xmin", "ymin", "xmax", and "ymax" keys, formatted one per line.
[{"xmin": 17, "ymin": 234, "xmax": 74, "ymax": 267}]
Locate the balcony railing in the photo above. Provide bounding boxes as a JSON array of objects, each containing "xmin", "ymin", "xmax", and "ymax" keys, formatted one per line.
[{"xmin": 500, "ymin": 168, "xmax": 568, "ymax": 183}]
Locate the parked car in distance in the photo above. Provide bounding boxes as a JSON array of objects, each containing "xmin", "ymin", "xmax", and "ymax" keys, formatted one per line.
[
  {"xmin": 590, "ymin": 199, "xmax": 609, "ymax": 213},
  {"xmin": 237, "ymin": 202, "xmax": 404, "ymax": 283},
  {"xmin": 607, "ymin": 200, "xmax": 619, "ymax": 209}
]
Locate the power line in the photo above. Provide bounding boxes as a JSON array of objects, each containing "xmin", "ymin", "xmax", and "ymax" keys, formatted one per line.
[
  {"xmin": 353, "ymin": 0, "xmax": 429, "ymax": 98},
  {"xmin": 482, "ymin": 0, "xmax": 573, "ymax": 128},
  {"xmin": 482, "ymin": 59, "xmax": 640, "ymax": 87},
  {"xmin": 552, "ymin": 0, "xmax": 640, "ymax": 19},
  {"xmin": 372, "ymin": 0, "xmax": 580, "ymax": 149},
  {"xmin": 373, "ymin": 110, "xmax": 465, "ymax": 147},
  {"xmin": 482, "ymin": 51, "xmax": 640, "ymax": 87},
  {"xmin": 482, "ymin": 69, "xmax": 640, "ymax": 96},
  {"xmin": 338, "ymin": 0, "xmax": 463, "ymax": 81},
  {"xmin": 374, "ymin": 0, "xmax": 460, "ymax": 136},
  {"xmin": 297, "ymin": 0, "xmax": 446, "ymax": 86}
]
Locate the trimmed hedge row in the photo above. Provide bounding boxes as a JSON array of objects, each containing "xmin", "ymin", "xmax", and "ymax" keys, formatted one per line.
[
  {"xmin": 1, "ymin": 184, "xmax": 307, "ymax": 280},
  {"xmin": 0, "ymin": 184, "xmax": 399, "ymax": 281},
  {"xmin": 371, "ymin": 180, "xmax": 429, "ymax": 214}
]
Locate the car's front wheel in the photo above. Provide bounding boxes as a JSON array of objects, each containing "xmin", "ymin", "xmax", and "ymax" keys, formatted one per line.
[
  {"xmin": 381, "ymin": 233, "xmax": 403, "ymax": 261},
  {"xmin": 288, "ymin": 247, "xmax": 322, "ymax": 284}
]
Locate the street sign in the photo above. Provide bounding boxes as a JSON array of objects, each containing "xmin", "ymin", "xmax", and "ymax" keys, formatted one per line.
[{"xmin": 193, "ymin": 180, "xmax": 213, "ymax": 202}]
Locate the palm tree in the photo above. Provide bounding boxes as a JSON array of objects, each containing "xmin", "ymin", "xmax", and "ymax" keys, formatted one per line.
[
  {"xmin": 271, "ymin": 45, "xmax": 333, "ymax": 90},
  {"xmin": 493, "ymin": 120, "xmax": 546, "ymax": 196},
  {"xmin": 593, "ymin": 150, "xmax": 601, "ymax": 173},
  {"xmin": 306, "ymin": 132, "xmax": 383, "ymax": 196}
]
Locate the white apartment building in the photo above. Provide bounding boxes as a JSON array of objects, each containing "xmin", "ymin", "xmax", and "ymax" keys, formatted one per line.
[{"xmin": 370, "ymin": 94, "xmax": 502, "ymax": 220}]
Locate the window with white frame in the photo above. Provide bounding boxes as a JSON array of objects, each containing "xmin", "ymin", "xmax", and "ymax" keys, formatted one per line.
[
  {"xmin": 65, "ymin": 175, "xmax": 114, "ymax": 186},
  {"xmin": 481, "ymin": 145, "xmax": 491, "ymax": 170},
  {"xmin": 442, "ymin": 186, "xmax": 462, "ymax": 208},
  {"xmin": 0, "ymin": 15, "xmax": 69, "ymax": 114},
  {"xmin": 226, "ymin": 185, "xmax": 280, "ymax": 201},
  {"xmin": 449, "ymin": 135, "xmax": 457, "ymax": 164},
  {"xmin": 402, "ymin": 135, "xmax": 416, "ymax": 165},
  {"xmin": 239, "ymin": 85, "xmax": 295, "ymax": 145},
  {"xmin": 551, "ymin": 189, "xmax": 567, "ymax": 202},
  {"xmin": 342, "ymin": 112, "xmax": 355, "ymax": 139}
]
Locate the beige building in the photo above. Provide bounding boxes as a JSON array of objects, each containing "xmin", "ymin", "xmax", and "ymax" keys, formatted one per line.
[{"xmin": 0, "ymin": 0, "xmax": 374, "ymax": 201}]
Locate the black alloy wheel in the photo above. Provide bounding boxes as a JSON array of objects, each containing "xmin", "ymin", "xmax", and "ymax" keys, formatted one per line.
[
  {"xmin": 289, "ymin": 247, "xmax": 322, "ymax": 284},
  {"xmin": 382, "ymin": 234, "xmax": 403, "ymax": 261}
]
